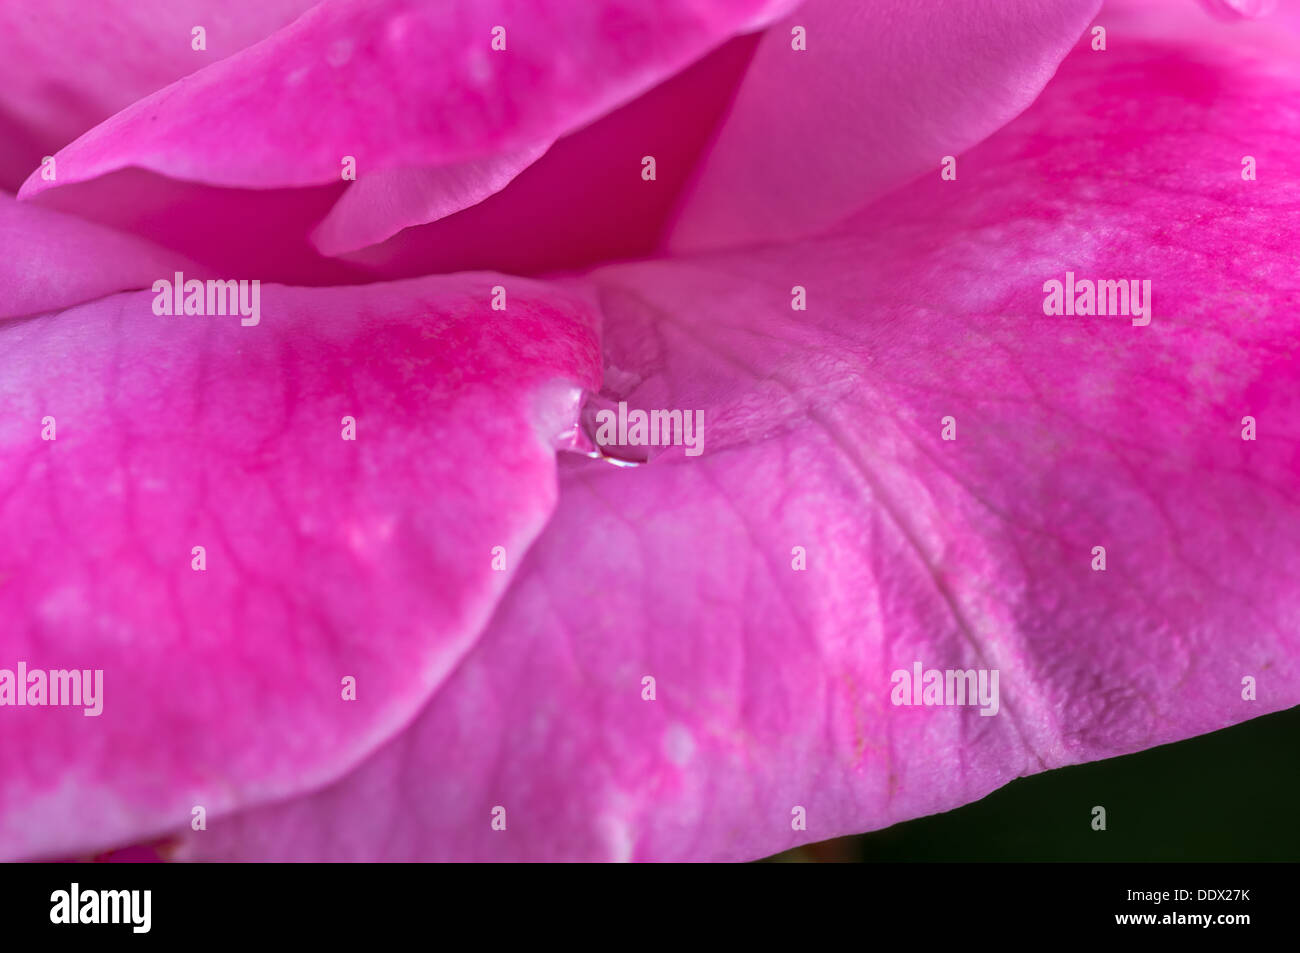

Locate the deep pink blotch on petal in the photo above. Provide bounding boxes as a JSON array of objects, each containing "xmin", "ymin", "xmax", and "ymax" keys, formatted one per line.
[
  {"xmin": 0, "ymin": 275, "xmax": 599, "ymax": 861},
  {"xmin": 183, "ymin": 40, "xmax": 1300, "ymax": 861}
]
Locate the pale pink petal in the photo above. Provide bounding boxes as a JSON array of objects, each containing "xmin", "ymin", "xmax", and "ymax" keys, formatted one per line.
[
  {"xmin": 667, "ymin": 0, "xmax": 1102, "ymax": 252},
  {"xmin": 0, "ymin": 194, "xmax": 198, "ymax": 319},
  {"xmin": 0, "ymin": 0, "xmax": 315, "ymax": 190},
  {"xmin": 0, "ymin": 275, "xmax": 599, "ymax": 860},
  {"xmin": 185, "ymin": 37, "xmax": 1299, "ymax": 860}
]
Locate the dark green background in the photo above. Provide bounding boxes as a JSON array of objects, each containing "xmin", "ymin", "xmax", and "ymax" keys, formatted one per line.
[{"xmin": 766, "ymin": 704, "xmax": 1300, "ymax": 862}]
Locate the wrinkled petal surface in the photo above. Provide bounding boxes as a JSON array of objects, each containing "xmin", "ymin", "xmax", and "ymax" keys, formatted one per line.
[
  {"xmin": 0, "ymin": 275, "xmax": 599, "ymax": 860},
  {"xmin": 185, "ymin": 38, "xmax": 1300, "ymax": 861}
]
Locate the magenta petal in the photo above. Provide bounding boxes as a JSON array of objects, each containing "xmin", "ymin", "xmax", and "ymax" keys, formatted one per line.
[
  {"xmin": 667, "ymin": 0, "xmax": 1101, "ymax": 252},
  {"xmin": 18, "ymin": 0, "xmax": 795, "ymax": 200},
  {"xmin": 185, "ymin": 39, "xmax": 1298, "ymax": 861},
  {"xmin": 0, "ymin": 275, "xmax": 599, "ymax": 860},
  {"xmin": 0, "ymin": 194, "xmax": 198, "ymax": 319},
  {"xmin": 0, "ymin": 0, "xmax": 314, "ymax": 191}
]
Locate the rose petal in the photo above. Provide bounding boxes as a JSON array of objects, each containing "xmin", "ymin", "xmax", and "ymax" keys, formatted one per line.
[
  {"xmin": 0, "ymin": 274, "xmax": 599, "ymax": 860},
  {"xmin": 666, "ymin": 0, "xmax": 1102, "ymax": 252},
  {"xmin": 0, "ymin": 194, "xmax": 198, "ymax": 319},
  {"xmin": 18, "ymin": 34, "xmax": 759, "ymax": 284},
  {"xmin": 333, "ymin": 35, "xmax": 762, "ymax": 277},
  {"xmin": 0, "ymin": 0, "xmax": 315, "ymax": 190},
  {"xmin": 184, "ymin": 38, "xmax": 1300, "ymax": 860},
  {"xmin": 18, "ymin": 0, "xmax": 796, "ymax": 199}
]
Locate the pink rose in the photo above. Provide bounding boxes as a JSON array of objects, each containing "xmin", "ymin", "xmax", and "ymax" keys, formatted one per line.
[{"xmin": 1, "ymin": 0, "xmax": 1296, "ymax": 862}]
